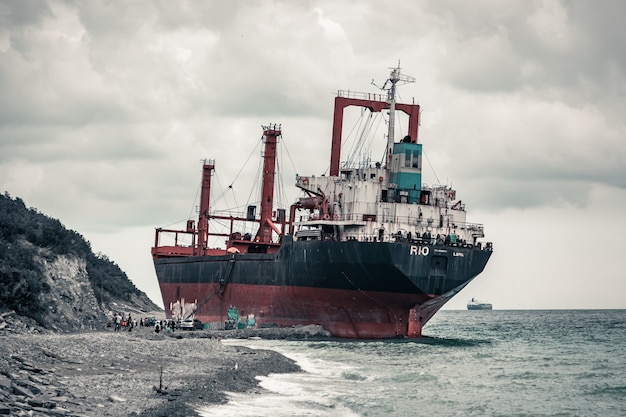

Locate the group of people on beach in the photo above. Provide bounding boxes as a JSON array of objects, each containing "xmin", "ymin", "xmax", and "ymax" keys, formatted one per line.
[
  {"xmin": 109, "ymin": 313, "xmax": 180, "ymax": 334},
  {"xmin": 154, "ymin": 319, "xmax": 178, "ymax": 333},
  {"xmin": 111, "ymin": 312, "xmax": 140, "ymax": 331},
  {"xmin": 111, "ymin": 313, "xmax": 158, "ymax": 331}
]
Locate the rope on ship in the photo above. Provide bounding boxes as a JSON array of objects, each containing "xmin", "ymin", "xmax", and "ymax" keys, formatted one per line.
[{"xmin": 340, "ymin": 271, "xmax": 403, "ymax": 335}]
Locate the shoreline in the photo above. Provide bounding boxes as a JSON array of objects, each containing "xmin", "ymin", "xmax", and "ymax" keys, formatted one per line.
[{"xmin": 0, "ymin": 327, "xmax": 324, "ymax": 416}]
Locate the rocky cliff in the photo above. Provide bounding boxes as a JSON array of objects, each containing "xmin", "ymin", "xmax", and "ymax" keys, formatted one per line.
[
  {"xmin": 0, "ymin": 193, "xmax": 161, "ymax": 333},
  {"xmin": 36, "ymin": 253, "xmax": 159, "ymax": 332}
]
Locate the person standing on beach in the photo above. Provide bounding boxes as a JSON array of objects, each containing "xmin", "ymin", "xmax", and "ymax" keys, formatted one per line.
[{"xmin": 115, "ymin": 313, "xmax": 122, "ymax": 332}]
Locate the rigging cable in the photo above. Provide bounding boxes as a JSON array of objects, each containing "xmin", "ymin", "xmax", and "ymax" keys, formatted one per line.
[
  {"xmin": 281, "ymin": 134, "xmax": 299, "ymax": 176},
  {"xmin": 320, "ymin": 109, "xmax": 363, "ymax": 176},
  {"xmin": 278, "ymin": 133, "xmax": 299, "ymax": 211},
  {"xmin": 362, "ymin": 111, "xmax": 385, "ymax": 166},
  {"xmin": 345, "ymin": 110, "xmax": 371, "ymax": 166},
  {"xmin": 422, "ymin": 149, "xmax": 441, "ymax": 185},
  {"xmin": 212, "ymin": 174, "xmax": 239, "ymax": 215},
  {"xmin": 213, "ymin": 139, "xmax": 262, "ymax": 205},
  {"xmin": 187, "ymin": 170, "xmax": 202, "ymax": 226},
  {"xmin": 276, "ymin": 145, "xmax": 292, "ymax": 212},
  {"xmin": 244, "ymin": 144, "xmax": 264, "ymax": 214},
  {"xmin": 275, "ymin": 136, "xmax": 286, "ymax": 211}
]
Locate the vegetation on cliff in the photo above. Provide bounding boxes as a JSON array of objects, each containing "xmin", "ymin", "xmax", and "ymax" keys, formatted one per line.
[{"xmin": 0, "ymin": 192, "xmax": 156, "ymax": 325}]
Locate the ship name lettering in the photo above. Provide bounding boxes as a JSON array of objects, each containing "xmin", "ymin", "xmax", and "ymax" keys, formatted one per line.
[
  {"xmin": 453, "ymin": 252, "xmax": 464, "ymax": 257},
  {"xmin": 409, "ymin": 245, "xmax": 430, "ymax": 256}
]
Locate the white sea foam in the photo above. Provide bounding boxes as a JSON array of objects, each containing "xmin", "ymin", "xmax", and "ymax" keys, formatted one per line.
[{"xmin": 197, "ymin": 340, "xmax": 361, "ymax": 416}]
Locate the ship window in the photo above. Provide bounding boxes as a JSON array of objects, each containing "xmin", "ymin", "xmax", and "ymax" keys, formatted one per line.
[
  {"xmin": 405, "ymin": 150, "xmax": 411, "ymax": 167},
  {"xmin": 412, "ymin": 150, "xmax": 420, "ymax": 168}
]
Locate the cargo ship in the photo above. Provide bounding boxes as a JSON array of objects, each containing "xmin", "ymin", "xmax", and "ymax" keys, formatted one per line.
[
  {"xmin": 151, "ymin": 65, "xmax": 493, "ymax": 338},
  {"xmin": 467, "ymin": 298, "xmax": 493, "ymax": 310}
]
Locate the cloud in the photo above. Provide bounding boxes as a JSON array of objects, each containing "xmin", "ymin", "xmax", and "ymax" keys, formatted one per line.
[
  {"xmin": 2, "ymin": 0, "xmax": 625, "ymax": 215},
  {"xmin": 0, "ymin": 0, "xmax": 53, "ymax": 29},
  {"xmin": 1, "ymin": 0, "xmax": 625, "ymax": 308}
]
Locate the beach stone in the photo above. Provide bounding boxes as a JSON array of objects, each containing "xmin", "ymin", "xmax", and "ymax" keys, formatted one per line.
[
  {"xmin": 108, "ymin": 394, "xmax": 127, "ymax": 403},
  {"xmin": 47, "ymin": 409, "xmax": 72, "ymax": 417},
  {"xmin": 11, "ymin": 382, "xmax": 35, "ymax": 398},
  {"xmin": 0, "ymin": 327, "xmax": 309, "ymax": 416},
  {"xmin": 17, "ymin": 380, "xmax": 43, "ymax": 394},
  {"xmin": 13, "ymin": 400, "xmax": 33, "ymax": 410},
  {"xmin": 0, "ymin": 375, "xmax": 10, "ymax": 390}
]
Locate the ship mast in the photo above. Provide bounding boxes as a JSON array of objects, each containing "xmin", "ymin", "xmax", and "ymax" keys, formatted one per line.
[
  {"xmin": 255, "ymin": 124, "xmax": 281, "ymax": 243},
  {"xmin": 376, "ymin": 64, "xmax": 415, "ymax": 168},
  {"xmin": 196, "ymin": 159, "xmax": 215, "ymax": 256}
]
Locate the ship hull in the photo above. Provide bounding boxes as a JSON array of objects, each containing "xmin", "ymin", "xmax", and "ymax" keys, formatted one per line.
[{"xmin": 154, "ymin": 236, "xmax": 491, "ymax": 338}]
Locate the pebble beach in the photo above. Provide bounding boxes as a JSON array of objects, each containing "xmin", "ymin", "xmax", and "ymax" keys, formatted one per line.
[{"xmin": 0, "ymin": 327, "xmax": 308, "ymax": 416}]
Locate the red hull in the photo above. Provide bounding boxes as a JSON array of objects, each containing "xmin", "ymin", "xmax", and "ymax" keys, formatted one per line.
[{"xmin": 159, "ymin": 282, "xmax": 447, "ymax": 338}]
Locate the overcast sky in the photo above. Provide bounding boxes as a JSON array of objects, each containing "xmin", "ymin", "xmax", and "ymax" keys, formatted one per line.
[{"xmin": 2, "ymin": 0, "xmax": 625, "ymax": 310}]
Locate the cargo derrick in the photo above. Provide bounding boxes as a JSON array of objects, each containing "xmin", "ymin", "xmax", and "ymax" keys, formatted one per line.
[
  {"xmin": 152, "ymin": 126, "xmax": 285, "ymax": 259},
  {"xmin": 254, "ymin": 125, "xmax": 282, "ymax": 245},
  {"xmin": 224, "ymin": 125, "xmax": 285, "ymax": 254}
]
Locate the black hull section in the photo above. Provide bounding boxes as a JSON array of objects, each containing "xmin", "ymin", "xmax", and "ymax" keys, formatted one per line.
[
  {"xmin": 156, "ymin": 237, "xmax": 491, "ymax": 292},
  {"xmin": 154, "ymin": 236, "xmax": 492, "ymax": 338}
]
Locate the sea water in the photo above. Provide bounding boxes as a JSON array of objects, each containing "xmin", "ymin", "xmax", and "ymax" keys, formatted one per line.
[{"xmin": 199, "ymin": 310, "xmax": 626, "ymax": 416}]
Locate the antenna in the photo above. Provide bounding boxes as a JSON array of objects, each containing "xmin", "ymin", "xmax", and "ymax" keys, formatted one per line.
[{"xmin": 371, "ymin": 61, "xmax": 416, "ymax": 90}]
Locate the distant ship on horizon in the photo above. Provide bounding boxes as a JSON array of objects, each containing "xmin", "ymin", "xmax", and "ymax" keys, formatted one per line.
[{"xmin": 467, "ymin": 298, "xmax": 493, "ymax": 310}]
